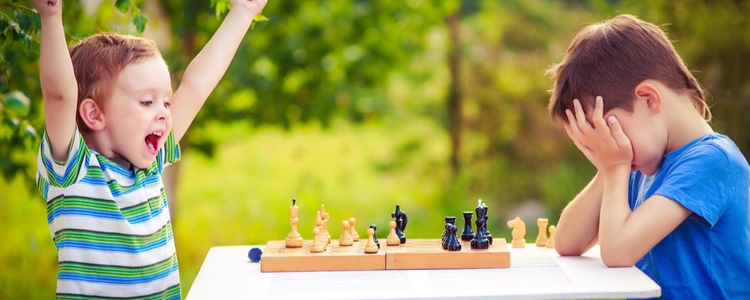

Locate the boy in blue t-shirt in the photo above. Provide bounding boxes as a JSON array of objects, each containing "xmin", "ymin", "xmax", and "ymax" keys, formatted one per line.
[
  {"xmin": 546, "ymin": 14, "xmax": 750, "ymax": 299},
  {"xmin": 34, "ymin": 0, "xmax": 267, "ymax": 298}
]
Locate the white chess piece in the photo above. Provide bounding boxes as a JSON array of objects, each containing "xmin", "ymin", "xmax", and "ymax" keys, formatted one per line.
[
  {"xmin": 364, "ymin": 227, "xmax": 378, "ymax": 254},
  {"xmin": 339, "ymin": 221, "xmax": 353, "ymax": 246},
  {"xmin": 285, "ymin": 199, "xmax": 303, "ymax": 248}
]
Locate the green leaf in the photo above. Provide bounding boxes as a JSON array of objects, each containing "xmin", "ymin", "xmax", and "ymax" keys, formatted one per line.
[
  {"xmin": 30, "ymin": 13, "xmax": 41, "ymax": 31},
  {"xmin": 115, "ymin": 0, "xmax": 131, "ymax": 13},
  {"xmin": 2, "ymin": 91, "xmax": 31, "ymax": 117},
  {"xmin": 253, "ymin": 14, "xmax": 269, "ymax": 22},
  {"xmin": 13, "ymin": 11, "xmax": 30, "ymax": 32},
  {"xmin": 132, "ymin": 15, "xmax": 147, "ymax": 33},
  {"xmin": 24, "ymin": 123, "xmax": 37, "ymax": 140},
  {"xmin": 211, "ymin": 0, "xmax": 230, "ymax": 16}
]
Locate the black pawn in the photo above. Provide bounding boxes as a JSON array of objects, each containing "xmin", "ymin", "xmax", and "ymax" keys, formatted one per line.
[
  {"xmin": 482, "ymin": 204, "xmax": 493, "ymax": 245},
  {"xmin": 369, "ymin": 224, "xmax": 380, "ymax": 249},
  {"xmin": 447, "ymin": 223, "xmax": 462, "ymax": 251},
  {"xmin": 461, "ymin": 211, "xmax": 474, "ymax": 241},
  {"xmin": 442, "ymin": 216, "xmax": 456, "ymax": 249}
]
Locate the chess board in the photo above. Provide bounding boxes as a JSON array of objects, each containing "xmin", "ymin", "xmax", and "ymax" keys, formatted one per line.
[{"xmin": 261, "ymin": 239, "xmax": 510, "ymax": 272}]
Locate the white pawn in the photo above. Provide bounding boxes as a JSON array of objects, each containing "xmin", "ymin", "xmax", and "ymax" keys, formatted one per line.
[
  {"xmin": 364, "ymin": 227, "xmax": 378, "ymax": 254},
  {"xmin": 339, "ymin": 221, "xmax": 353, "ymax": 246},
  {"xmin": 349, "ymin": 218, "xmax": 360, "ymax": 242},
  {"xmin": 386, "ymin": 221, "xmax": 400, "ymax": 246},
  {"xmin": 546, "ymin": 225, "xmax": 556, "ymax": 249},
  {"xmin": 310, "ymin": 227, "xmax": 325, "ymax": 253}
]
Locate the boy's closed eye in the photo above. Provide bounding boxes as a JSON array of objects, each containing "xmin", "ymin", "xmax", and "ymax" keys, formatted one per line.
[{"xmin": 141, "ymin": 100, "xmax": 153, "ymax": 107}]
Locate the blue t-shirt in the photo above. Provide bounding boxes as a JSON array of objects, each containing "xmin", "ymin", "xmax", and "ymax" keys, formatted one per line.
[{"xmin": 629, "ymin": 133, "xmax": 750, "ymax": 299}]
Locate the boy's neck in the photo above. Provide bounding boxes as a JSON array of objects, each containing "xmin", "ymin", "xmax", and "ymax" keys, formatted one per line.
[
  {"xmin": 82, "ymin": 131, "xmax": 134, "ymax": 171},
  {"xmin": 664, "ymin": 94, "xmax": 713, "ymax": 153}
]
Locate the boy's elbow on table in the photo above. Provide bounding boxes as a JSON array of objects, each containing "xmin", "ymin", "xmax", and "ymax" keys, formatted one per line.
[
  {"xmin": 555, "ymin": 242, "xmax": 587, "ymax": 256},
  {"xmin": 600, "ymin": 246, "xmax": 639, "ymax": 268}
]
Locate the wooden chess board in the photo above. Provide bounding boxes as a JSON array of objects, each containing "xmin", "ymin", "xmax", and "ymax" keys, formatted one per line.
[{"xmin": 261, "ymin": 239, "xmax": 510, "ymax": 272}]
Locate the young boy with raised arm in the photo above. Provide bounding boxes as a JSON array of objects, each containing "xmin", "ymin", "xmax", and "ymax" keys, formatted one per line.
[
  {"xmin": 547, "ymin": 14, "xmax": 750, "ymax": 299},
  {"xmin": 34, "ymin": 0, "xmax": 267, "ymax": 298}
]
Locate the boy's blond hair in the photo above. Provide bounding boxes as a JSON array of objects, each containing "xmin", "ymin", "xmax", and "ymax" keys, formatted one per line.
[
  {"xmin": 70, "ymin": 32, "xmax": 164, "ymax": 133},
  {"xmin": 546, "ymin": 14, "xmax": 710, "ymax": 124}
]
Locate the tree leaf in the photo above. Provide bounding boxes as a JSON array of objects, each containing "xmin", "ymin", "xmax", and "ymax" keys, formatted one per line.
[
  {"xmin": 24, "ymin": 123, "xmax": 37, "ymax": 140},
  {"xmin": 253, "ymin": 14, "xmax": 269, "ymax": 22},
  {"xmin": 132, "ymin": 15, "xmax": 147, "ymax": 33},
  {"xmin": 2, "ymin": 91, "xmax": 31, "ymax": 117},
  {"xmin": 115, "ymin": 0, "xmax": 131, "ymax": 13},
  {"xmin": 30, "ymin": 13, "xmax": 41, "ymax": 31},
  {"xmin": 211, "ymin": 0, "xmax": 230, "ymax": 16},
  {"xmin": 13, "ymin": 11, "xmax": 31, "ymax": 32}
]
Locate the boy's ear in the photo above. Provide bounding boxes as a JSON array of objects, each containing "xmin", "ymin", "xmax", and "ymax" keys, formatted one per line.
[
  {"xmin": 79, "ymin": 99, "xmax": 106, "ymax": 131},
  {"xmin": 634, "ymin": 81, "xmax": 663, "ymax": 114}
]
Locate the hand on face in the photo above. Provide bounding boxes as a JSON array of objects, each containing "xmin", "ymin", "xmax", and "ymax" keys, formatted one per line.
[
  {"xmin": 34, "ymin": 0, "xmax": 62, "ymax": 17},
  {"xmin": 229, "ymin": 0, "xmax": 268, "ymax": 18},
  {"xmin": 565, "ymin": 96, "xmax": 633, "ymax": 173}
]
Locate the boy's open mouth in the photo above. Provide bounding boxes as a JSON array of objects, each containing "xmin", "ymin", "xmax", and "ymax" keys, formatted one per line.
[{"xmin": 145, "ymin": 132, "xmax": 163, "ymax": 153}]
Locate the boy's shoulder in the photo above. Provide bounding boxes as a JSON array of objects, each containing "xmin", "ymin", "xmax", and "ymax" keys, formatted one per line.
[{"xmin": 684, "ymin": 133, "xmax": 747, "ymax": 168}]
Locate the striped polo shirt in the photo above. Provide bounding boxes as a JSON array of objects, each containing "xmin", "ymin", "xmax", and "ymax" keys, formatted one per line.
[{"xmin": 36, "ymin": 128, "xmax": 181, "ymax": 300}]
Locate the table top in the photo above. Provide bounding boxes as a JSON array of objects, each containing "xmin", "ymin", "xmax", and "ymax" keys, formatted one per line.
[{"xmin": 185, "ymin": 243, "xmax": 660, "ymax": 300}]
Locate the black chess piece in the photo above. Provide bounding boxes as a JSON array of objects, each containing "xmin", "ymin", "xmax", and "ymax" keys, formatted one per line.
[
  {"xmin": 392, "ymin": 204, "xmax": 408, "ymax": 243},
  {"xmin": 369, "ymin": 224, "xmax": 380, "ymax": 249},
  {"xmin": 461, "ymin": 211, "xmax": 474, "ymax": 241},
  {"xmin": 471, "ymin": 203, "xmax": 489, "ymax": 249},
  {"xmin": 447, "ymin": 223, "xmax": 462, "ymax": 251},
  {"xmin": 442, "ymin": 216, "xmax": 456, "ymax": 249},
  {"xmin": 482, "ymin": 203, "xmax": 493, "ymax": 245}
]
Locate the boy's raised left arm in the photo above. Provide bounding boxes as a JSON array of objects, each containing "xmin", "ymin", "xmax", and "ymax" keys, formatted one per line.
[{"xmin": 170, "ymin": 0, "xmax": 268, "ymax": 143}]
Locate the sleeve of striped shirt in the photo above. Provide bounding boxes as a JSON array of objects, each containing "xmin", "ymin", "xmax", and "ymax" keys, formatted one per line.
[
  {"xmin": 156, "ymin": 131, "xmax": 181, "ymax": 174},
  {"xmin": 36, "ymin": 127, "xmax": 88, "ymax": 192}
]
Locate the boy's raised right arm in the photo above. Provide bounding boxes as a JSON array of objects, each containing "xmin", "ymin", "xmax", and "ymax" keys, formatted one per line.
[{"xmin": 35, "ymin": 0, "xmax": 78, "ymax": 162}]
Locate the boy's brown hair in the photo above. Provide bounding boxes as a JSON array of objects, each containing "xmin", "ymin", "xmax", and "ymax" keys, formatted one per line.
[
  {"xmin": 546, "ymin": 14, "xmax": 710, "ymax": 124},
  {"xmin": 70, "ymin": 32, "xmax": 164, "ymax": 133}
]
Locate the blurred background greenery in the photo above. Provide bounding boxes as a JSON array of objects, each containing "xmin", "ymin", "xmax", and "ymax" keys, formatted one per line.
[{"xmin": 1, "ymin": 0, "xmax": 748, "ymax": 298}]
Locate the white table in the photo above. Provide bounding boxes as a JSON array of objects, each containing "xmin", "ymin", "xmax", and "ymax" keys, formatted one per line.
[{"xmin": 186, "ymin": 244, "xmax": 660, "ymax": 300}]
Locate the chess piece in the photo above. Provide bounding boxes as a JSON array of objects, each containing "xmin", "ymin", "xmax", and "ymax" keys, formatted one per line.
[
  {"xmin": 536, "ymin": 218, "xmax": 549, "ymax": 247},
  {"xmin": 364, "ymin": 227, "xmax": 379, "ymax": 254},
  {"xmin": 369, "ymin": 224, "xmax": 380, "ymax": 249},
  {"xmin": 339, "ymin": 220, "xmax": 354, "ymax": 246},
  {"xmin": 461, "ymin": 211, "xmax": 474, "ymax": 241},
  {"xmin": 314, "ymin": 211, "xmax": 326, "ymax": 251},
  {"xmin": 481, "ymin": 201, "xmax": 493, "ymax": 245},
  {"xmin": 442, "ymin": 216, "xmax": 456, "ymax": 249},
  {"xmin": 348, "ymin": 218, "xmax": 360, "ymax": 242},
  {"xmin": 391, "ymin": 204, "xmax": 408, "ymax": 243},
  {"xmin": 446, "ymin": 223, "xmax": 461, "ymax": 251},
  {"xmin": 315, "ymin": 210, "xmax": 323, "ymax": 231},
  {"xmin": 507, "ymin": 216, "xmax": 526, "ymax": 248},
  {"xmin": 323, "ymin": 213, "xmax": 331, "ymax": 244},
  {"xmin": 387, "ymin": 221, "xmax": 400, "ymax": 246},
  {"xmin": 285, "ymin": 199, "xmax": 304, "ymax": 248},
  {"xmin": 471, "ymin": 202, "xmax": 490, "ymax": 249},
  {"xmin": 310, "ymin": 227, "xmax": 325, "ymax": 253},
  {"xmin": 546, "ymin": 225, "xmax": 556, "ymax": 249}
]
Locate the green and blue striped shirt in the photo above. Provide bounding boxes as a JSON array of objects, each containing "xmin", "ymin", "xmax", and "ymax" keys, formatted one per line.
[{"xmin": 37, "ymin": 128, "xmax": 181, "ymax": 300}]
